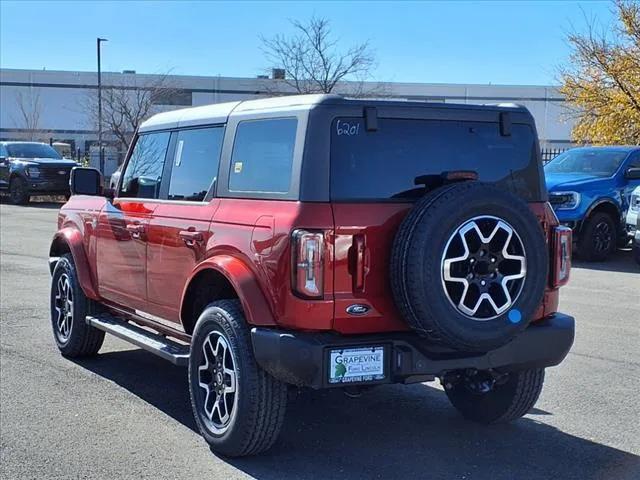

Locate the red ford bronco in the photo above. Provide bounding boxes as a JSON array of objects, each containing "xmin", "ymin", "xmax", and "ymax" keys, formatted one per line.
[{"xmin": 49, "ymin": 95, "xmax": 574, "ymax": 457}]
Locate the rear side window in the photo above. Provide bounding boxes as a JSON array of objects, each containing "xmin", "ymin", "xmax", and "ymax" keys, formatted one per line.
[
  {"xmin": 168, "ymin": 127, "xmax": 224, "ymax": 201},
  {"xmin": 330, "ymin": 118, "xmax": 537, "ymax": 201},
  {"xmin": 120, "ymin": 132, "xmax": 170, "ymax": 199},
  {"xmin": 229, "ymin": 118, "xmax": 297, "ymax": 193}
]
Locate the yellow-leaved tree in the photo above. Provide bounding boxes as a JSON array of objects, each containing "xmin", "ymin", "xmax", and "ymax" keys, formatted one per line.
[{"xmin": 560, "ymin": 0, "xmax": 640, "ymax": 145}]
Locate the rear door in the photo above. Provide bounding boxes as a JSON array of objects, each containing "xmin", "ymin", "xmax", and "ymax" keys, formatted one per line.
[
  {"xmin": 145, "ymin": 126, "xmax": 225, "ymax": 324},
  {"xmin": 330, "ymin": 115, "xmax": 541, "ymax": 333},
  {"xmin": 96, "ymin": 131, "xmax": 170, "ymax": 312}
]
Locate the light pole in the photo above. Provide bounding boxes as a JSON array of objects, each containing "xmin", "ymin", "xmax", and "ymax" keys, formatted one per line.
[{"xmin": 97, "ymin": 37, "xmax": 108, "ymax": 175}]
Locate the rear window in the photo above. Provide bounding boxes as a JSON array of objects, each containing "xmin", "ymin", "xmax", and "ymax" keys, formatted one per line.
[{"xmin": 330, "ymin": 118, "xmax": 538, "ymax": 201}]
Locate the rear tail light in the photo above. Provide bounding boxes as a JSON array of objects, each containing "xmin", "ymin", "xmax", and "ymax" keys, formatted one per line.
[
  {"xmin": 552, "ymin": 226, "xmax": 572, "ymax": 287},
  {"xmin": 292, "ymin": 230, "xmax": 324, "ymax": 299}
]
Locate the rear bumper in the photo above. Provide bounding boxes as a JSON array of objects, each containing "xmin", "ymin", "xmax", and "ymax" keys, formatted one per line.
[{"xmin": 251, "ymin": 313, "xmax": 575, "ymax": 389}]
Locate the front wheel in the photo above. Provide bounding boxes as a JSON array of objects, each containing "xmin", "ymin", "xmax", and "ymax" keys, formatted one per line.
[
  {"xmin": 9, "ymin": 177, "xmax": 29, "ymax": 205},
  {"xmin": 444, "ymin": 368, "xmax": 545, "ymax": 423},
  {"xmin": 188, "ymin": 300, "xmax": 287, "ymax": 457},
  {"xmin": 50, "ymin": 254, "xmax": 105, "ymax": 357}
]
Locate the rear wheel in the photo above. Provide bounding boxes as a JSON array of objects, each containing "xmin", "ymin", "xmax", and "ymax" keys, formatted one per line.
[
  {"xmin": 188, "ymin": 300, "xmax": 287, "ymax": 457},
  {"xmin": 9, "ymin": 177, "xmax": 29, "ymax": 205},
  {"xmin": 50, "ymin": 254, "xmax": 105, "ymax": 357},
  {"xmin": 579, "ymin": 212, "xmax": 616, "ymax": 261},
  {"xmin": 444, "ymin": 368, "xmax": 545, "ymax": 423}
]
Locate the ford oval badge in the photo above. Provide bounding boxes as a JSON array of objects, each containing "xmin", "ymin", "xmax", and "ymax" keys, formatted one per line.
[{"xmin": 346, "ymin": 304, "xmax": 370, "ymax": 316}]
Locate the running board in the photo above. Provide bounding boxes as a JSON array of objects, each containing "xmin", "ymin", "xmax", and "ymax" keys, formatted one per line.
[{"xmin": 86, "ymin": 314, "xmax": 190, "ymax": 367}]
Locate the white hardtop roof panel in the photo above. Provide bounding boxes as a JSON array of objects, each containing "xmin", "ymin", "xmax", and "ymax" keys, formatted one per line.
[
  {"xmin": 138, "ymin": 101, "xmax": 241, "ymax": 132},
  {"xmin": 138, "ymin": 94, "xmax": 341, "ymax": 132}
]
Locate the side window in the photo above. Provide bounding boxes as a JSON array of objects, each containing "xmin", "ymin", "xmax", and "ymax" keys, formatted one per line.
[
  {"xmin": 168, "ymin": 127, "xmax": 224, "ymax": 201},
  {"xmin": 229, "ymin": 118, "xmax": 297, "ymax": 194},
  {"xmin": 628, "ymin": 151, "xmax": 640, "ymax": 169},
  {"xmin": 0, "ymin": 145, "xmax": 7, "ymax": 157},
  {"xmin": 120, "ymin": 132, "xmax": 170, "ymax": 199}
]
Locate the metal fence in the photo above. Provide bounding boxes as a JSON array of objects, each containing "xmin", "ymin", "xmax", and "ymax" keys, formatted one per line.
[{"xmin": 541, "ymin": 148, "xmax": 567, "ymax": 164}]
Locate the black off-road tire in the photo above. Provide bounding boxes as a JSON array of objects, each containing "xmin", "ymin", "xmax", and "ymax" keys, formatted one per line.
[
  {"xmin": 578, "ymin": 212, "xmax": 616, "ymax": 262},
  {"xmin": 390, "ymin": 182, "xmax": 548, "ymax": 352},
  {"xmin": 9, "ymin": 177, "xmax": 29, "ymax": 205},
  {"xmin": 188, "ymin": 300, "xmax": 287, "ymax": 457},
  {"xmin": 445, "ymin": 368, "xmax": 545, "ymax": 424},
  {"xmin": 50, "ymin": 254, "xmax": 105, "ymax": 357}
]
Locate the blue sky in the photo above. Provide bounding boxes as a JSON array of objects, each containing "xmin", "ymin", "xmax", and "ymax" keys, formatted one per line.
[{"xmin": 0, "ymin": 0, "xmax": 614, "ymax": 86}]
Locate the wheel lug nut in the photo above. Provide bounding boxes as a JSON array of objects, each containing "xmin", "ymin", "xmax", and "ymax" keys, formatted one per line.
[{"xmin": 481, "ymin": 280, "xmax": 486, "ymax": 286}]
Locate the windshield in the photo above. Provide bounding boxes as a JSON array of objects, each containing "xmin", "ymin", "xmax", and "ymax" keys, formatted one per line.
[
  {"xmin": 6, "ymin": 143, "xmax": 62, "ymax": 159},
  {"xmin": 544, "ymin": 149, "xmax": 627, "ymax": 177}
]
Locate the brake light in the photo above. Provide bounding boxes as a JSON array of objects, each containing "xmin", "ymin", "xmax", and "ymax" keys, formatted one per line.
[
  {"xmin": 552, "ymin": 226, "xmax": 572, "ymax": 287},
  {"xmin": 292, "ymin": 230, "xmax": 324, "ymax": 299}
]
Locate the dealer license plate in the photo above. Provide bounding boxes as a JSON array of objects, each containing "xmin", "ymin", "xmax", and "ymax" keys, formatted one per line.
[{"xmin": 328, "ymin": 346, "xmax": 385, "ymax": 384}]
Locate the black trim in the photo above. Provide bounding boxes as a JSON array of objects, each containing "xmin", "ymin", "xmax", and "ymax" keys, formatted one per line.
[{"xmin": 251, "ymin": 313, "xmax": 575, "ymax": 389}]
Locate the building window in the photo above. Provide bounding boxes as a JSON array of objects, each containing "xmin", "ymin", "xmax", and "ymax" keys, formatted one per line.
[{"xmin": 152, "ymin": 89, "xmax": 192, "ymax": 106}]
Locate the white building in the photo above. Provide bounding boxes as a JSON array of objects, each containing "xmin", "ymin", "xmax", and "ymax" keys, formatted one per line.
[{"xmin": 0, "ymin": 68, "xmax": 574, "ymax": 160}]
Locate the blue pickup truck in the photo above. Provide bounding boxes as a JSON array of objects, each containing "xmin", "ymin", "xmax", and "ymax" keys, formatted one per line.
[{"xmin": 544, "ymin": 146, "xmax": 640, "ymax": 261}]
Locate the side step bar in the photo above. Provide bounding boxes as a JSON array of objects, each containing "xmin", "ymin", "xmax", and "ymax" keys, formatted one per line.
[{"xmin": 86, "ymin": 314, "xmax": 190, "ymax": 367}]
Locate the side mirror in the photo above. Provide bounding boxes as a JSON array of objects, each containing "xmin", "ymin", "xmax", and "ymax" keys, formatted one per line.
[
  {"xmin": 0, "ymin": 156, "xmax": 6, "ymax": 165},
  {"xmin": 625, "ymin": 167, "xmax": 640, "ymax": 180},
  {"xmin": 70, "ymin": 167, "xmax": 103, "ymax": 196}
]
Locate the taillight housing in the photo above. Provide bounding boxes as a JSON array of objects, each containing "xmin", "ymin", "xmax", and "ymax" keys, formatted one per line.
[
  {"xmin": 552, "ymin": 226, "xmax": 572, "ymax": 287},
  {"xmin": 292, "ymin": 230, "xmax": 324, "ymax": 299}
]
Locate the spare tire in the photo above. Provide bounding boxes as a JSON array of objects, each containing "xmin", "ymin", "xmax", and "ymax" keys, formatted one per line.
[{"xmin": 390, "ymin": 182, "xmax": 548, "ymax": 352}]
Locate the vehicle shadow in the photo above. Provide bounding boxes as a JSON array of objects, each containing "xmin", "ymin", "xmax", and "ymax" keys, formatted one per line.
[
  {"xmin": 0, "ymin": 194, "xmax": 64, "ymax": 209},
  {"xmin": 573, "ymin": 248, "xmax": 639, "ymax": 274},
  {"xmin": 74, "ymin": 348, "xmax": 640, "ymax": 480}
]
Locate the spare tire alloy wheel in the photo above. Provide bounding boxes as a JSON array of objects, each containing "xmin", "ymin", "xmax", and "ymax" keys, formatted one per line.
[
  {"xmin": 54, "ymin": 273, "xmax": 74, "ymax": 343},
  {"xmin": 390, "ymin": 182, "xmax": 548, "ymax": 352},
  {"xmin": 197, "ymin": 331, "xmax": 238, "ymax": 435},
  {"xmin": 442, "ymin": 216, "xmax": 526, "ymax": 320}
]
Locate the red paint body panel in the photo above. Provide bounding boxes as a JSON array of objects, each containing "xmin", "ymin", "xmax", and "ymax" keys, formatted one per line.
[
  {"xmin": 96, "ymin": 199, "xmax": 156, "ymax": 312},
  {"xmin": 146, "ymin": 201, "xmax": 219, "ymax": 322},
  {"xmin": 210, "ymin": 199, "xmax": 334, "ymax": 331},
  {"xmin": 53, "ymin": 193, "xmax": 562, "ymax": 338},
  {"xmin": 332, "ymin": 203, "xmax": 412, "ymax": 333}
]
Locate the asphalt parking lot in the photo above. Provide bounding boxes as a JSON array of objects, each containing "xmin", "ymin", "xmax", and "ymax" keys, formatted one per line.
[{"xmin": 0, "ymin": 200, "xmax": 638, "ymax": 480}]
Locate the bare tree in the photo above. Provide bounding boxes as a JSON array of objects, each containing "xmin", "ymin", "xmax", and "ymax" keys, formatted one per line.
[
  {"xmin": 85, "ymin": 73, "xmax": 179, "ymax": 150},
  {"xmin": 260, "ymin": 16, "xmax": 378, "ymax": 95},
  {"xmin": 12, "ymin": 89, "xmax": 44, "ymax": 141}
]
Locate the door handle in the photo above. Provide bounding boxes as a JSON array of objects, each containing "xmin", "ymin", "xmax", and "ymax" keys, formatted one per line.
[
  {"xmin": 179, "ymin": 229, "xmax": 204, "ymax": 247},
  {"xmin": 126, "ymin": 223, "xmax": 145, "ymax": 239}
]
